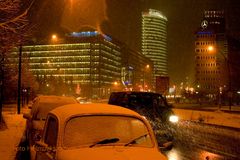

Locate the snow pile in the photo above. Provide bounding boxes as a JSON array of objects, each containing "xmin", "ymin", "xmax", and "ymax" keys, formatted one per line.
[{"xmin": 173, "ymin": 108, "xmax": 240, "ymax": 129}]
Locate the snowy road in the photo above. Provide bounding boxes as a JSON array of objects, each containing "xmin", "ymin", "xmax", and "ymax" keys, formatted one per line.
[{"xmin": 163, "ymin": 121, "xmax": 240, "ymax": 160}]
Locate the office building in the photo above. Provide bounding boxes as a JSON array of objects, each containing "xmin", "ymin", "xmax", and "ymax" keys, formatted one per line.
[
  {"xmin": 195, "ymin": 10, "xmax": 226, "ymax": 95},
  {"xmin": 142, "ymin": 9, "xmax": 168, "ymax": 90},
  {"xmin": 9, "ymin": 31, "xmax": 121, "ymax": 98},
  {"xmin": 195, "ymin": 10, "xmax": 240, "ymax": 103},
  {"xmin": 8, "ymin": 31, "xmax": 154, "ymax": 98}
]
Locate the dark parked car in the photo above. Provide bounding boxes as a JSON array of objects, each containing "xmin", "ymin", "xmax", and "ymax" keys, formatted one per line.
[{"xmin": 108, "ymin": 91, "xmax": 179, "ymax": 149}]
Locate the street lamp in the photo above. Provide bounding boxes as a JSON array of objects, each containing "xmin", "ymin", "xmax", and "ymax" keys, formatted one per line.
[
  {"xmin": 52, "ymin": 34, "xmax": 57, "ymax": 40},
  {"xmin": 113, "ymin": 81, "xmax": 118, "ymax": 86},
  {"xmin": 51, "ymin": 34, "xmax": 58, "ymax": 44},
  {"xmin": 143, "ymin": 64, "xmax": 150, "ymax": 92},
  {"xmin": 208, "ymin": 45, "xmax": 232, "ymax": 110},
  {"xmin": 112, "ymin": 81, "xmax": 120, "ymax": 92},
  {"xmin": 208, "ymin": 46, "xmax": 214, "ymax": 52}
]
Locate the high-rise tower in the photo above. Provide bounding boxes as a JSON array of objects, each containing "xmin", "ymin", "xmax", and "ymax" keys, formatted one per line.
[{"xmin": 142, "ymin": 9, "xmax": 168, "ymax": 90}]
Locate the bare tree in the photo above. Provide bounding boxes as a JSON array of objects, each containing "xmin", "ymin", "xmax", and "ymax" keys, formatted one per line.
[
  {"xmin": 0, "ymin": 0, "xmax": 29, "ymax": 32},
  {"xmin": 0, "ymin": 0, "xmax": 34, "ymax": 122}
]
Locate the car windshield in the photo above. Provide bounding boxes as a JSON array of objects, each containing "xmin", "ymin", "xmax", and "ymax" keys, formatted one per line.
[{"xmin": 63, "ymin": 115, "xmax": 153, "ymax": 148}]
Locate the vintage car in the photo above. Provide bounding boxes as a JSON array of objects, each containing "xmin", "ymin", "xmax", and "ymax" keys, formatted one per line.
[{"xmin": 33, "ymin": 103, "xmax": 167, "ymax": 160}]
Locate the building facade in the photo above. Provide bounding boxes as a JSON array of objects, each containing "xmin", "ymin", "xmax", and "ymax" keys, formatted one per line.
[
  {"xmin": 8, "ymin": 31, "xmax": 155, "ymax": 98},
  {"xmin": 142, "ymin": 9, "xmax": 168, "ymax": 89},
  {"xmin": 195, "ymin": 31, "xmax": 227, "ymax": 94},
  {"xmin": 195, "ymin": 10, "xmax": 240, "ymax": 104},
  {"xmin": 121, "ymin": 45, "xmax": 153, "ymax": 92},
  {"xmin": 195, "ymin": 10, "xmax": 227, "ymax": 95},
  {"xmin": 10, "ymin": 31, "xmax": 121, "ymax": 98}
]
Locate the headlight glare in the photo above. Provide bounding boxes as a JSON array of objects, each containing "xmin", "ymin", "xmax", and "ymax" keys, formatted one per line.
[{"xmin": 169, "ymin": 115, "xmax": 179, "ymax": 123}]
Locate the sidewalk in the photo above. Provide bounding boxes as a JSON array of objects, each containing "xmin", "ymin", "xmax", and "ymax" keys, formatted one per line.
[{"xmin": 0, "ymin": 107, "xmax": 27, "ymax": 160}]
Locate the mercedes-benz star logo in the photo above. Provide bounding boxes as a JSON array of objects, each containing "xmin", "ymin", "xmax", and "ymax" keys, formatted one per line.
[{"xmin": 201, "ymin": 20, "xmax": 208, "ymax": 29}]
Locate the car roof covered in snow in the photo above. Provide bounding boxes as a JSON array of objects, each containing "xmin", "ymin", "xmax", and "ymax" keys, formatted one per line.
[
  {"xmin": 35, "ymin": 95, "xmax": 78, "ymax": 103},
  {"xmin": 49, "ymin": 103, "xmax": 144, "ymax": 121}
]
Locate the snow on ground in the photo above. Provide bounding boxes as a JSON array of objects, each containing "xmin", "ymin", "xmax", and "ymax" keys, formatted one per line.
[
  {"xmin": 173, "ymin": 108, "xmax": 240, "ymax": 129},
  {"xmin": 0, "ymin": 111, "xmax": 26, "ymax": 160}
]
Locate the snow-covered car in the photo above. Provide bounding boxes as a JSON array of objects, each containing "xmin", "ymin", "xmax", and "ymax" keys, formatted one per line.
[
  {"xmin": 23, "ymin": 95, "xmax": 78, "ymax": 159},
  {"xmin": 76, "ymin": 97, "xmax": 91, "ymax": 104},
  {"xmin": 33, "ymin": 103, "xmax": 167, "ymax": 160},
  {"xmin": 108, "ymin": 91, "xmax": 179, "ymax": 149}
]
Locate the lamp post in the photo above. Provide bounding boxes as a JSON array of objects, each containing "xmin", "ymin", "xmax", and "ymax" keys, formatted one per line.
[
  {"xmin": 17, "ymin": 44, "xmax": 22, "ymax": 114},
  {"xmin": 0, "ymin": 50, "xmax": 5, "ymax": 122},
  {"xmin": 208, "ymin": 45, "xmax": 232, "ymax": 110},
  {"xmin": 142, "ymin": 64, "xmax": 150, "ymax": 92}
]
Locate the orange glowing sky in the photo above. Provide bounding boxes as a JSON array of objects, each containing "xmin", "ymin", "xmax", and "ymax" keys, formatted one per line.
[{"xmin": 61, "ymin": 0, "xmax": 107, "ymax": 33}]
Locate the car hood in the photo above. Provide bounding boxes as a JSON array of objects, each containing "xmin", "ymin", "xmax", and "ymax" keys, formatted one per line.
[{"xmin": 57, "ymin": 146, "xmax": 167, "ymax": 160}]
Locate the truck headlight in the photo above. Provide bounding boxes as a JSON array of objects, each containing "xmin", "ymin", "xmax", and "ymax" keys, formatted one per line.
[{"xmin": 169, "ymin": 115, "xmax": 179, "ymax": 123}]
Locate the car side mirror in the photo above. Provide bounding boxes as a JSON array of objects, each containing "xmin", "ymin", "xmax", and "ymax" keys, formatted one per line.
[{"xmin": 23, "ymin": 113, "xmax": 32, "ymax": 120}]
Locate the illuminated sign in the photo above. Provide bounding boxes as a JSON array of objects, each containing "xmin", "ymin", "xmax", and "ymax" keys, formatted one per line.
[
  {"xmin": 70, "ymin": 31, "xmax": 98, "ymax": 37},
  {"xmin": 201, "ymin": 20, "xmax": 208, "ymax": 29},
  {"xmin": 69, "ymin": 31, "xmax": 112, "ymax": 41},
  {"xmin": 197, "ymin": 31, "xmax": 213, "ymax": 35}
]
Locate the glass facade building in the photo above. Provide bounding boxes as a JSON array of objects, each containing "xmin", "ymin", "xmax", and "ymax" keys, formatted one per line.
[
  {"xmin": 9, "ymin": 32, "xmax": 121, "ymax": 98},
  {"xmin": 142, "ymin": 9, "xmax": 168, "ymax": 88}
]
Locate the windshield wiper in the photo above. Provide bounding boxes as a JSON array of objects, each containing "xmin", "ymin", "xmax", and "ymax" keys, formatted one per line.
[
  {"xmin": 124, "ymin": 134, "xmax": 148, "ymax": 146},
  {"xmin": 89, "ymin": 138, "xmax": 120, "ymax": 148}
]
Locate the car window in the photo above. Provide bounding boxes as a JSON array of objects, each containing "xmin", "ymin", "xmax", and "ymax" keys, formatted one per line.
[
  {"xmin": 140, "ymin": 94, "xmax": 153, "ymax": 107},
  {"xmin": 63, "ymin": 115, "xmax": 153, "ymax": 148},
  {"xmin": 109, "ymin": 93, "xmax": 128, "ymax": 106},
  {"xmin": 44, "ymin": 116, "xmax": 58, "ymax": 147}
]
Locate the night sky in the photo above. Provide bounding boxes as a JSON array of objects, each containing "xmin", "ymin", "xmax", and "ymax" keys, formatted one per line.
[{"xmin": 29, "ymin": 0, "xmax": 240, "ymax": 86}]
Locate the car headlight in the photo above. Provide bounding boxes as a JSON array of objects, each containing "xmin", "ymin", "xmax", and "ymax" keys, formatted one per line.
[{"xmin": 169, "ymin": 115, "xmax": 179, "ymax": 123}]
